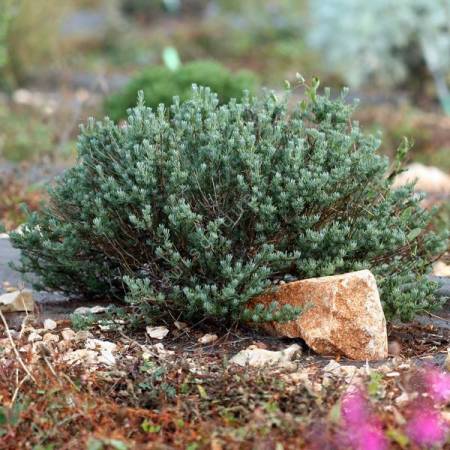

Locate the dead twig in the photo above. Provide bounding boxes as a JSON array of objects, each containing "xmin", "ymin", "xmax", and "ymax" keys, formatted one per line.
[{"xmin": 0, "ymin": 309, "xmax": 37, "ymax": 383}]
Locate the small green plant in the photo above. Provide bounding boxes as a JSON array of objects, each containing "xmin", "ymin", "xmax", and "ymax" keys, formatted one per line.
[
  {"xmin": 104, "ymin": 60, "xmax": 259, "ymax": 122},
  {"xmin": 11, "ymin": 78, "xmax": 448, "ymax": 324},
  {"xmin": 0, "ymin": 104, "xmax": 54, "ymax": 162},
  {"xmin": 70, "ymin": 312, "xmax": 97, "ymax": 331}
]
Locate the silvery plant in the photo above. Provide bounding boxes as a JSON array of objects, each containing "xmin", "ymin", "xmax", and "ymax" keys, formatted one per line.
[
  {"xmin": 309, "ymin": 0, "xmax": 450, "ymax": 113},
  {"xmin": 11, "ymin": 80, "xmax": 448, "ymax": 325}
]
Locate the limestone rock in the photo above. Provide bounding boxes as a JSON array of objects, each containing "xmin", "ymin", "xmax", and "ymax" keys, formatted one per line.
[
  {"xmin": 97, "ymin": 349, "xmax": 116, "ymax": 366},
  {"xmin": 251, "ymin": 270, "xmax": 387, "ymax": 361},
  {"xmin": 392, "ymin": 163, "xmax": 450, "ymax": 194},
  {"xmin": 198, "ymin": 334, "xmax": 218, "ymax": 344},
  {"xmin": 28, "ymin": 331, "xmax": 42, "ymax": 343},
  {"xmin": 85, "ymin": 338, "xmax": 117, "ymax": 353},
  {"xmin": 74, "ymin": 330, "xmax": 93, "ymax": 342},
  {"xmin": 44, "ymin": 318, "xmax": 57, "ymax": 330},
  {"xmin": 73, "ymin": 305, "xmax": 108, "ymax": 315},
  {"xmin": 174, "ymin": 321, "xmax": 188, "ymax": 330},
  {"xmin": 229, "ymin": 344, "xmax": 301, "ymax": 369},
  {"xmin": 433, "ymin": 261, "xmax": 450, "ymax": 277},
  {"xmin": 146, "ymin": 326, "xmax": 169, "ymax": 340},
  {"xmin": 0, "ymin": 290, "xmax": 34, "ymax": 313},
  {"xmin": 61, "ymin": 328, "xmax": 76, "ymax": 341},
  {"xmin": 63, "ymin": 349, "xmax": 99, "ymax": 366},
  {"xmin": 43, "ymin": 333, "xmax": 60, "ymax": 344},
  {"xmin": 142, "ymin": 343, "xmax": 175, "ymax": 359}
]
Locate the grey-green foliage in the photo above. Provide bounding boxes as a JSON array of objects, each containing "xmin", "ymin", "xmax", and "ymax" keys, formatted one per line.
[
  {"xmin": 10, "ymin": 79, "xmax": 448, "ymax": 324},
  {"xmin": 309, "ymin": 0, "xmax": 450, "ymax": 113}
]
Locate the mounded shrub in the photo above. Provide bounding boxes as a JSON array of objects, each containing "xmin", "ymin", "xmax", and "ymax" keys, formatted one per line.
[
  {"xmin": 11, "ymin": 79, "xmax": 448, "ymax": 324},
  {"xmin": 104, "ymin": 60, "xmax": 259, "ymax": 122}
]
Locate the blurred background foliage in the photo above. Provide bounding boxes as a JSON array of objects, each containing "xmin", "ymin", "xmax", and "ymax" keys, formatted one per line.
[{"xmin": 0, "ymin": 0, "xmax": 448, "ymax": 172}]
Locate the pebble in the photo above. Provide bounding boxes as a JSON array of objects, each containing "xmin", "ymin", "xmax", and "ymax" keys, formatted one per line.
[
  {"xmin": 198, "ymin": 334, "xmax": 219, "ymax": 345},
  {"xmin": 43, "ymin": 333, "xmax": 60, "ymax": 344},
  {"xmin": 44, "ymin": 318, "xmax": 57, "ymax": 330},
  {"xmin": 146, "ymin": 326, "xmax": 169, "ymax": 340},
  {"xmin": 385, "ymin": 371, "xmax": 401, "ymax": 378},
  {"xmin": 28, "ymin": 332, "xmax": 42, "ymax": 343},
  {"xmin": 61, "ymin": 328, "xmax": 76, "ymax": 341}
]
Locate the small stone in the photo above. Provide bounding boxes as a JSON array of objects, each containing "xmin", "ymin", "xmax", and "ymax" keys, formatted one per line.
[
  {"xmin": 395, "ymin": 392, "xmax": 411, "ymax": 406},
  {"xmin": 63, "ymin": 349, "xmax": 98, "ymax": 366},
  {"xmin": 230, "ymin": 344, "xmax": 301, "ymax": 369},
  {"xmin": 57, "ymin": 340, "xmax": 72, "ymax": 352},
  {"xmin": 74, "ymin": 330, "xmax": 93, "ymax": 342},
  {"xmin": 0, "ymin": 290, "xmax": 34, "ymax": 313},
  {"xmin": 97, "ymin": 349, "xmax": 116, "ymax": 366},
  {"xmin": 43, "ymin": 318, "xmax": 57, "ymax": 330},
  {"xmin": 73, "ymin": 305, "xmax": 109, "ymax": 315},
  {"xmin": 143, "ymin": 343, "xmax": 175, "ymax": 359},
  {"xmin": 433, "ymin": 261, "xmax": 450, "ymax": 277},
  {"xmin": 61, "ymin": 328, "xmax": 76, "ymax": 341},
  {"xmin": 385, "ymin": 371, "xmax": 401, "ymax": 378},
  {"xmin": 174, "ymin": 321, "xmax": 188, "ymax": 330},
  {"xmin": 73, "ymin": 307, "xmax": 90, "ymax": 315},
  {"xmin": 397, "ymin": 363, "xmax": 410, "ymax": 370},
  {"xmin": 198, "ymin": 334, "xmax": 218, "ymax": 344},
  {"xmin": 85, "ymin": 338, "xmax": 117, "ymax": 352},
  {"xmin": 146, "ymin": 326, "xmax": 169, "ymax": 340},
  {"xmin": 323, "ymin": 360, "xmax": 342, "ymax": 374},
  {"xmin": 28, "ymin": 332, "xmax": 42, "ymax": 343},
  {"xmin": 43, "ymin": 333, "xmax": 59, "ymax": 344},
  {"xmin": 90, "ymin": 305, "xmax": 108, "ymax": 314}
]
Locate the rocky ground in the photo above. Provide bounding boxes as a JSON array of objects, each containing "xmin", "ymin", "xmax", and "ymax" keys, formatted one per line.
[
  {"xmin": 1, "ymin": 304, "xmax": 450, "ymax": 449},
  {"xmin": 1, "ymin": 234, "xmax": 450, "ymax": 447}
]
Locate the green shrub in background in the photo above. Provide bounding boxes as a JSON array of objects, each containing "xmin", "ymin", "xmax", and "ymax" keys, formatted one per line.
[
  {"xmin": 11, "ymin": 78, "xmax": 448, "ymax": 325},
  {"xmin": 104, "ymin": 60, "xmax": 259, "ymax": 122},
  {"xmin": 0, "ymin": 0, "xmax": 14, "ymax": 75},
  {"xmin": 1, "ymin": 0, "xmax": 69, "ymax": 87},
  {"xmin": 120, "ymin": 0, "xmax": 207, "ymax": 19},
  {"xmin": 0, "ymin": 105, "xmax": 54, "ymax": 162}
]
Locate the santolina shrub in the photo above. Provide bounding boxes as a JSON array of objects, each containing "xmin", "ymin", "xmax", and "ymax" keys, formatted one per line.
[
  {"xmin": 104, "ymin": 60, "xmax": 259, "ymax": 122},
  {"xmin": 11, "ymin": 79, "xmax": 448, "ymax": 324}
]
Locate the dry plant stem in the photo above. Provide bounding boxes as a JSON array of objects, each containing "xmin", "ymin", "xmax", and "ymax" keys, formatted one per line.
[
  {"xmin": 0, "ymin": 309, "xmax": 36, "ymax": 383},
  {"xmin": 425, "ymin": 310, "xmax": 450, "ymax": 322},
  {"xmin": 11, "ymin": 374, "xmax": 30, "ymax": 405}
]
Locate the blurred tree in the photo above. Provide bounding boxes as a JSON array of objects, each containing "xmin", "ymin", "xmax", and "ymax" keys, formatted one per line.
[
  {"xmin": 309, "ymin": 0, "xmax": 450, "ymax": 114},
  {"xmin": 0, "ymin": 0, "xmax": 69, "ymax": 87},
  {"xmin": 0, "ymin": 0, "xmax": 14, "ymax": 72}
]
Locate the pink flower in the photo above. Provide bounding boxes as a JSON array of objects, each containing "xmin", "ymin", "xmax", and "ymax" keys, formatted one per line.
[
  {"xmin": 349, "ymin": 422, "xmax": 387, "ymax": 450},
  {"xmin": 406, "ymin": 402, "xmax": 448, "ymax": 447},
  {"xmin": 425, "ymin": 368, "xmax": 450, "ymax": 403},
  {"xmin": 341, "ymin": 387, "xmax": 369, "ymax": 425},
  {"xmin": 340, "ymin": 387, "xmax": 388, "ymax": 450}
]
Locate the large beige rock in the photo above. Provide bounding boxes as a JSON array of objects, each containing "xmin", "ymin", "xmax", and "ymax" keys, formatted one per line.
[
  {"xmin": 251, "ymin": 270, "xmax": 387, "ymax": 361},
  {"xmin": 392, "ymin": 163, "xmax": 450, "ymax": 195},
  {"xmin": 0, "ymin": 290, "xmax": 34, "ymax": 313},
  {"xmin": 433, "ymin": 261, "xmax": 450, "ymax": 277}
]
